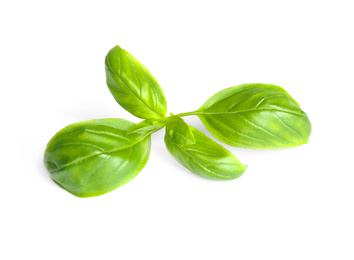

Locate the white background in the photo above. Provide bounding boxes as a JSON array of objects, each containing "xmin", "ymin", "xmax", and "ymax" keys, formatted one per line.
[{"xmin": 1, "ymin": 1, "xmax": 353, "ymax": 259}]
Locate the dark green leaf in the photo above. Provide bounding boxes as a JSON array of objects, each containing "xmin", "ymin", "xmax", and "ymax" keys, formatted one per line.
[
  {"xmin": 165, "ymin": 116, "xmax": 195, "ymax": 145},
  {"xmin": 44, "ymin": 118, "xmax": 151, "ymax": 198},
  {"xmin": 165, "ymin": 125, "xmax": 247, "ymax": 180},
  {"xmin": 105, "ymin": 45, "xmax": 167, "ymax": 119},
  {"xmin": 197, "ymin": 83, "xmax": 311, "ymax": 149}
]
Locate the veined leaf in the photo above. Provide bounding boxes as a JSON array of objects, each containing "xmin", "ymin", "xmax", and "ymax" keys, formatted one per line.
[
  {"xmin": 105, "ymin": 46, "xmax": 167, "ymax": 119},
  {"xmin": 197, "ymin": 83, "xmax": 311, "ymax": 149},
  {"xmin": 165, "ymin": 125, "xmax": 247, "ymax": 180},
  {"xmin": 165, "ymin": 116, "xmax": 195, "ymax": 145},
  {"xmin": 44, "ymin": 118, "xmax": 151, "ymax": 198}
]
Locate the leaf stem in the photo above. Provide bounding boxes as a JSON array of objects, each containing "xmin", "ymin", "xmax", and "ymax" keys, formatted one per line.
[{"xmin": 175, "ymin": 111, "xmax": 200, "ymax": 117}]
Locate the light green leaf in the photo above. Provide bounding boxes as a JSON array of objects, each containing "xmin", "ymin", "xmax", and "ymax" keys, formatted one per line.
[
  {"xmin": 44, "ymin": 118, "xmax": 151, "ymax": 198},
  {"xmin": 126, "ymin": 118, "xmax": 165, "ymax": 135},
  {"xmin": 105, "ymin": 45, "xmax": 167, "ymax": 119},
  {"xmin": 197, "ymin": 83, "xmax": 311, "ymax": 149},
  {"xmin": 165, "ymin": 125, "xmax": 247, "ymax": 180},
  {"xmin": 165, "ymin": 116, "xmax": 195, "ymax": 145}
]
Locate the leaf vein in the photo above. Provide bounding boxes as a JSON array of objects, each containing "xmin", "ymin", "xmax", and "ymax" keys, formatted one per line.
[
  {"xmin": 55, "ymin": 142, "xmax": 105, "ymax": 151},
  {"xmin": 210, "ymin": 116, "xmax": 274, "ymax": 146},
  {"xmin": 255, "ymin": 93, "xmax": 287, "ymax": 108},
  {"xmin": 272, "ymin": 111, "xmax": 304, "ymax": 138},
  {"xmin": 238, "ymin": 114, "xmax": 287, "ymax": 142}
]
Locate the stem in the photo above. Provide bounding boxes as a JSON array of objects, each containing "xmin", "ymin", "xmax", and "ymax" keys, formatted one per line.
[{"xmin": 175, "ymin": 111, "xmax": 201, "ymax": 117}]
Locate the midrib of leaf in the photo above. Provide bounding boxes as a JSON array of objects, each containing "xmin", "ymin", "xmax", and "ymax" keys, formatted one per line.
[
  {"xmin": 49, "ymin": 136, "xmax": 147, "ymax": 173},
  {"xmin": 142, "ymin": 67, "xmax": 160, "ymax": 112},
  {"xmin": 198, "ymin": 108, "xmax": 308, "ymax": 117},
  {"xmin": 127, "ymin": 124, "xmax": 164, "ymax": 135},
  {"xmin": 106, "ymin": 55, "xmax": 163, "ymax": 118}
]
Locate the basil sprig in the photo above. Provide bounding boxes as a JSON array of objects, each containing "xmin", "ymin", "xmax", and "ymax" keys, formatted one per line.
[{"xmin": 44, "ymin": 45, "xmax": 311, "ymax": 197}]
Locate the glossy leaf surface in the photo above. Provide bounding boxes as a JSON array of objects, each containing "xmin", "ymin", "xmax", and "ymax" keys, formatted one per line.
[
  {"xmin": 165, "ymin": 125, "xmax": 247, "ymax": 180},
  {"xmin": 44, "ymin": 118, "xmax": 151, "ymax": 197},
  {"xmin": 165, "ymin": 116, "xmax": 195, "ymax": 145},
  {"xmin": 105, "ymin": 45, "xmax": 167, "ymax": 119},
  {"xmin": 198, "ymin": 83, "xmax": 311, "ymax": 149},
  {"xmin": 126, "ymin": 118, "xmax": 165, "ymax": 136}
]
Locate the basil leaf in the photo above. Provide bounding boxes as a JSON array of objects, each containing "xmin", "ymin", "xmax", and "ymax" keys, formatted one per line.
[
  {"xmin": 126, "ymin": 118, "xmax": 165, "ymax": 135},
  {"xmin": 105, "ymin": 46, "xmax": 167, "ymax": 119},
  {"xmin": 44, "ymin": 118, "xmax": 151, "ymax": 197},
  {"xmin": 165, "ymin": 116, "xmax": 195, "ymax": 145},
  {"xmin": 197, "ymin": 83, "xmax": 311, "ymax": 149},
  {"xmin": 165, "ymin": 125, "xmax": 247, "ymax": 180}
]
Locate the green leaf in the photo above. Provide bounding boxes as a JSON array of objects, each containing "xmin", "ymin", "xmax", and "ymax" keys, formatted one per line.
[
  {"xmin": 126, "ymin": 118, "xmax": 165, "ymax": 135},
  {"xmin": 44, "ymin": 118, "xmax": 151, "ymax": 198},
  {"xmin": 165, "ymin": 116, "xmax": 195, "ymax": 145},
  {"xmin": 165, "ymin": 125, "xmax": 247, "ymax": 180},
  {"xmin": 105, "ymin": 45, "xmax": 167, "ymax": 119},
  {"xmin": 197, "ymin": 83, "xmax": 312, "ymax": 149}
]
